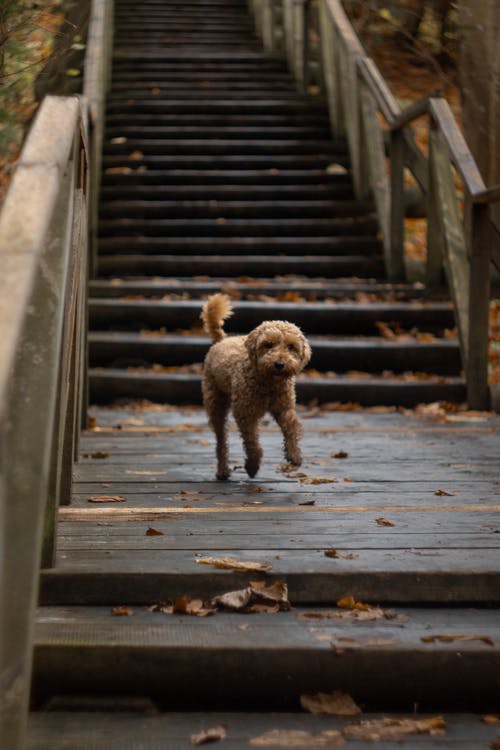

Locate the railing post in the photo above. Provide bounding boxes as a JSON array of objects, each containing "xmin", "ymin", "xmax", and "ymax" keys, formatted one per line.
[
  {"xmin": 262, "ymin": 0, "xmax": 275, "ymax": 51},
  {"xmin": 466, "ymin": 202, "xmax": 492, "ymax": 409},
  {"xmin": 426, "ymin": 123, "xmax": 445, "ymax": 286},
  {"xmin": 389, "ymin": 128, "xmax": 406, "ymax": 278}
]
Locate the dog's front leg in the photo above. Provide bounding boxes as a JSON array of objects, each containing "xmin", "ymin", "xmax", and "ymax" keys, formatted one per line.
[
  {"xmin": 234, "ymin": 408, "xmax": 263, "ymax": 478},
  {"xmin": 273, "ymin": 407, "xmax": 302, "ymax": 467}
]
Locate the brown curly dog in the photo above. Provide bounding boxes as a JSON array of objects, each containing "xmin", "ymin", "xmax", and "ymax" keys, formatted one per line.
[{"xmin": 201, "ymin": 293, "xmax": 311, "ymax": 480}]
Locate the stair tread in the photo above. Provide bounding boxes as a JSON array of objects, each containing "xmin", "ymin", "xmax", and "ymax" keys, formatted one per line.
[{"xmin": 27, "ymin": 710, "xmax": 500, "ymax": 749}]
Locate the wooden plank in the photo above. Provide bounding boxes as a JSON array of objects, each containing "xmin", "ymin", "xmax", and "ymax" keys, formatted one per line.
[
  {"xmin": 26, "ymin": 711, "xmax": 500, "ymax": 749},
  {"xmin": 32, "ymin": 605, "xmax": 500, "ymax": 710}
]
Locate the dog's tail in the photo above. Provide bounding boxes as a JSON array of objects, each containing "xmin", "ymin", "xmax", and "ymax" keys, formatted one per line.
[{"xmin": 201, "ymin": 293, "xmax": 233, "ymax": 343}]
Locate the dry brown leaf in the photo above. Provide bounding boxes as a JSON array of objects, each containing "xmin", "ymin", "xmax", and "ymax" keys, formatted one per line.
[
  {"xmin": 250, "ymin": 728, "xmax": 344, "ymax": 747},
  {"xmin": 88, "ymin": 495, "xmax": 125, "ymax": 503},
  {"xmin": 105, "ymin": 166, "xmax": 132, "ymax": 174},
  {"xmin": 196, "ymin": 556, "xmax": 272, "ymax": 573},
  {"xmin": 111, "ymin": 605, "xmax": 133, "ymax": 616},
  {"xmin": 299, "ymin": 499, "xmax": 316, "ymax": 506},
  {"xmin": 129, "ymin": 149, "xmax": 144, "ymax": 160},
  {"xmin": 324, "ymin": 549, "xmax": 358, "ymax": 560},
  {"xmin": 190, "ymin": 724, "xmax": 227, "ymax": 745},
  {"xmin": 300, "ymin": 476, "xmax": 336, "ymax": 485},
  {"xmin": 211, "ymin": 581, "xmax": 290, "ymax": 613},
  {"xmin": 337, "ymin": 595, "xmax": 371, "ymax": 611},
  {"xmin": 343, "ymin": 716, "xmax": 446, "ymax": 741},
  {"xmin": 300, "ymin": 690, "xmax": 361, "ymax": 716},
  {"xmin": 482, "ymin": 715, "xmax": 500, "ymax": 725},
  {"xmin": 145, "ymin": 527, "xmax": 164, "ymax": 536},
  {"xmin": 376, "ymin": 517, "xmax": 395, "ymax": 527},
  {"xmin": 421, "ymin": 633, "xmax": 494, "ymax": 646},
  {"xmin": 434, "ymin": 489, "xmax": 457, "ymax": 497},
  {"xmin": 86, "ymin": 451, "xmax": 109, "ymax": 459},
  {"xmin": 331, "ymin": 450, "xmax": 348, "ymax": 459}
]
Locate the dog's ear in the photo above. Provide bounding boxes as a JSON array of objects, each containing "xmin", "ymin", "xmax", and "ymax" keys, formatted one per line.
[
  {"xmin": 300, "ymin": 335, "xmax": 312, "ymax": 370},
  {"xmin": 245, "ymin": 327, "xmax": 261, "ymax": 364}
]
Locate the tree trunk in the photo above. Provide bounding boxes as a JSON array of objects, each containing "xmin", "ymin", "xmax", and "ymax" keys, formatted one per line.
[{"xmin": 458, "ymin": 0, "xmax": 500, "ymax": 188}]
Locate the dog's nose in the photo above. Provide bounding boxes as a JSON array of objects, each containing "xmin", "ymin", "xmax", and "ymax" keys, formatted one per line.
[{"xmin": 274, "ymin": 360, "xmax": 285, "ymax": 371}]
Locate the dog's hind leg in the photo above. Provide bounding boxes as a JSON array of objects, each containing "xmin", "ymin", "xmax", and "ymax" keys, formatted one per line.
[{"xmin": 203, "ymin": 379, "xmax": 231, "ymax": 480}]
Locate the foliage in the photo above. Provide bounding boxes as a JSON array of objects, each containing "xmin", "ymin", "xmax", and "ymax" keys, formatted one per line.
[{"xmin": 0, "ymin": 0, "xmax": 63, "ymax": 202}]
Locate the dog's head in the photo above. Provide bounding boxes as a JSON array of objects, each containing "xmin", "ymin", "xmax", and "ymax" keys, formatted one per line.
[{"xmin": 245, "ymin": 321, "xmax": 311, "ymax": 378}]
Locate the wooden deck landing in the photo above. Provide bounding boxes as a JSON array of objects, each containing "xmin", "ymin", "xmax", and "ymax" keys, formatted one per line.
[
  {"xmin": 32, "ymin": 404, "xmax": 500, "ymax": 738},
  {"xmin": 41, "ymin": 404, "xmax": 500, "ymax": 606}
]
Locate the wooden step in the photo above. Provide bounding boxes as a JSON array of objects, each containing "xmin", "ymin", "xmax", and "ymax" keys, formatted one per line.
[
  {"xmin": 98, "ymin": 200, "xmax": 374, "ymax": 220},
  {"xmin": 88, "ymin": 368, "xmax": 466, "ymax": 406},
  {"xmin": 99, "ymin": 183, "xmax": 355, "ymax": 200},
  {"xmin": 88, "ymin": 299, "xmax": 455, "ymax": 333},
  {"xmin": 32, "ymin": 605, "xmax": 500, "ymax": 710},
  {"xmin": 87, "ymin": 277, "xmax": 437, "ymax": 299},
  {"xmin": 98, "ymin": 217, "xmax": 377, "ymax": 237},
  {"xmin": 97, "ymin": 254, "xmax": 384, "ymax": 277},
  {"xmin": 101, "ymin": 169, "xmax": 348, "ymax": 185},
  {"xmin": 97, "ymin": 236, "xmax": 380, "ymax": 255},
  {"xmin": 26, "ymin": 710, "xmax": 500, "ymax": 749},
  {"xmin": 88, "ymin": 331, "xmax": 461, "ymax": 374}
]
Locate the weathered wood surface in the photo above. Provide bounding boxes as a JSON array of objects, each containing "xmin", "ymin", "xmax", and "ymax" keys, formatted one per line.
[
  {"xmin": 40, "ymin": 406, "xmax": 500, "ymax": 604},
  {"xmin": 27, "ymin": 711, "xmax": 500, "ymax": 749},
  {"xmin": 32, "ymin": 605, "xmax": 500, "ymax": 710}
]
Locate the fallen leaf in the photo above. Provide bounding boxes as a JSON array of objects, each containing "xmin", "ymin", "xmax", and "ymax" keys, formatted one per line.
[
  {"xmin": 196, "ymin": 556, "xmax": 272, "ymax": 572},
  {"xmin": 326, "ymin": 163, "xmax": 348, "ymax": 175},
  {"xmin": 331, "ymin": 451, "xmax": 348, "ymax": 459},
  {"xmin": 250, "ymin": 728, "xmax": 344, "ymax": 747},
  {"xmin": 129, "ymin": 150, "xmax": 144, "ymax": 160},
  {"xmin": 337, "ymin": 595, "xmax": 370, "ymax": 611},
  {"xmin": 190, "ymin": 724, "xmax": 227, "ymax": 745},
  {"xmin": 299, "ymin": 499, "xmax": 316, "ymax": 506},
  {"xmin": 324, "ymin": 549, "xmax": 358, "ymax": 559},
  {"xmin": 376, "ymin": 517, "xmax": 395, "ymax": 527},
  {"xmin": 343, "ymin": 716, "xmax": 446, "ymax": 740},
  {"xmin": 105, "ymin": 167, "xmax": 132, "ymax": 174},
  {"xmin": 482, "ymin": 715, "xmax": 500, "ymax": 724},
  {"xmin": 212, "ymin": 580, "xmax": 290, "ymax": 613},
  {"xmin": 88, "ymin": 495, "xmax": 125, "ymax": 503},
  {"xmin": 110, "ymin": 136, "xmax": 127, "ymax": 144},
  {"xmin": 111, "ymin": 605, "xmax": 133, "ymax": 616},
  {"xmin": 434, "ymin": 489, "xmax": 457, "ymax": 497},
  {"xmin": 145, "ymin": 527, "xmax": 164, "ymax": 536},
  {"xmin": 300, "ymin": 476, "xmax": 336, "ymax": 485},
  {"xmin": 300, "ymin": 690, "xmax": 362, "ymax": 716},
  {"xmin": 85, "ymin": 451, "xmax": 109, "ymax": 459},
  {"xmin": 421, "ymin": 633, "xmax": 494, "ymax": 646}
]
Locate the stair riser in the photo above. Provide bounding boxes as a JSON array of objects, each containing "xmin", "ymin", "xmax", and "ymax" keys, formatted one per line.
[
  {"xmin": 89, "ymin": 302, "xmax": 453, "ymax": 334},
  {"xmin": 31, "ymin": 644, "xmax": 498, "ymax": 711},
  {"xmin": 97, "ymin": 237, "xmax": 381, "ymax": 255},
  {"xmin": 99, "ymin": 202, "xmax": 374, "ymax": 220},
  {"xmin": 88, "ymin": 371, "xmax": 466, "ymax": 406},
  {"xmin": 89, "ymin": 338, "xmax": 461, "ymax": 374},
  {"xmin": 96, "ymin": 255, "xmax": 384, "ymax": 277}
]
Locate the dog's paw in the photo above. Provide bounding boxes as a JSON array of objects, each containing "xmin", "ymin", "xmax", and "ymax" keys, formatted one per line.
[
  {"xmin": 217, "ymin": 467, "xmax": 231, "ymax": 480},
  {"xmin": 245, "ymin": 456, "xmax": 261, "ymax": 478},
  {"xmin": 286, "ymin": 448, "xmax": 302, "ymax": 467}
]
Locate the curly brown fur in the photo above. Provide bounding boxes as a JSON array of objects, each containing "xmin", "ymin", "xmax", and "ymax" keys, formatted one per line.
[{"xmin": 201, "ymin": 293, "xmax": 311, "ymax": 480}]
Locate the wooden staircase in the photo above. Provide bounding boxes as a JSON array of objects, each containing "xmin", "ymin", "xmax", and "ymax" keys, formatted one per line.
[
  {"xmin": 88, "ymin": 0, "xmax": 466, "ymax": 408},
  {"xmin": 25, "ymin": 0, "xmax": 500, "ymax": 747}
]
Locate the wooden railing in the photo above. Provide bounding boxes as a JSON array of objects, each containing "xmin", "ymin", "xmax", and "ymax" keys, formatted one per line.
[
  {"xmin": 251, "ymin": 0, "xmax": 500, "ymax": 410},
  {"xmin": 0, "ymin": 95, "xmax": 88, "ymax": 750},
  {"xmin": 0, "ymin": 1, "xmax": 113, "ymax": 746}
]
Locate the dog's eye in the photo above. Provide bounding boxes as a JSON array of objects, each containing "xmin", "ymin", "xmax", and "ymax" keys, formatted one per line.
[
  {"xmin": 287, "ymin": 344, "xmax": 297, "ymax": 353},
  {"xmin": 264, "ymin": 342, "xmax": 274, "ymax": 349}
]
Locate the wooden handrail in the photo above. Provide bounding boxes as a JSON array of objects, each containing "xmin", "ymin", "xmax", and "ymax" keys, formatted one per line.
[
  {"xmin": 0, "ymin": 95, "xmax": 89, "ymax": 750},
  {"xmin": 249, "ymin": 0, "xmax": 500, "ymax": 410}
]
